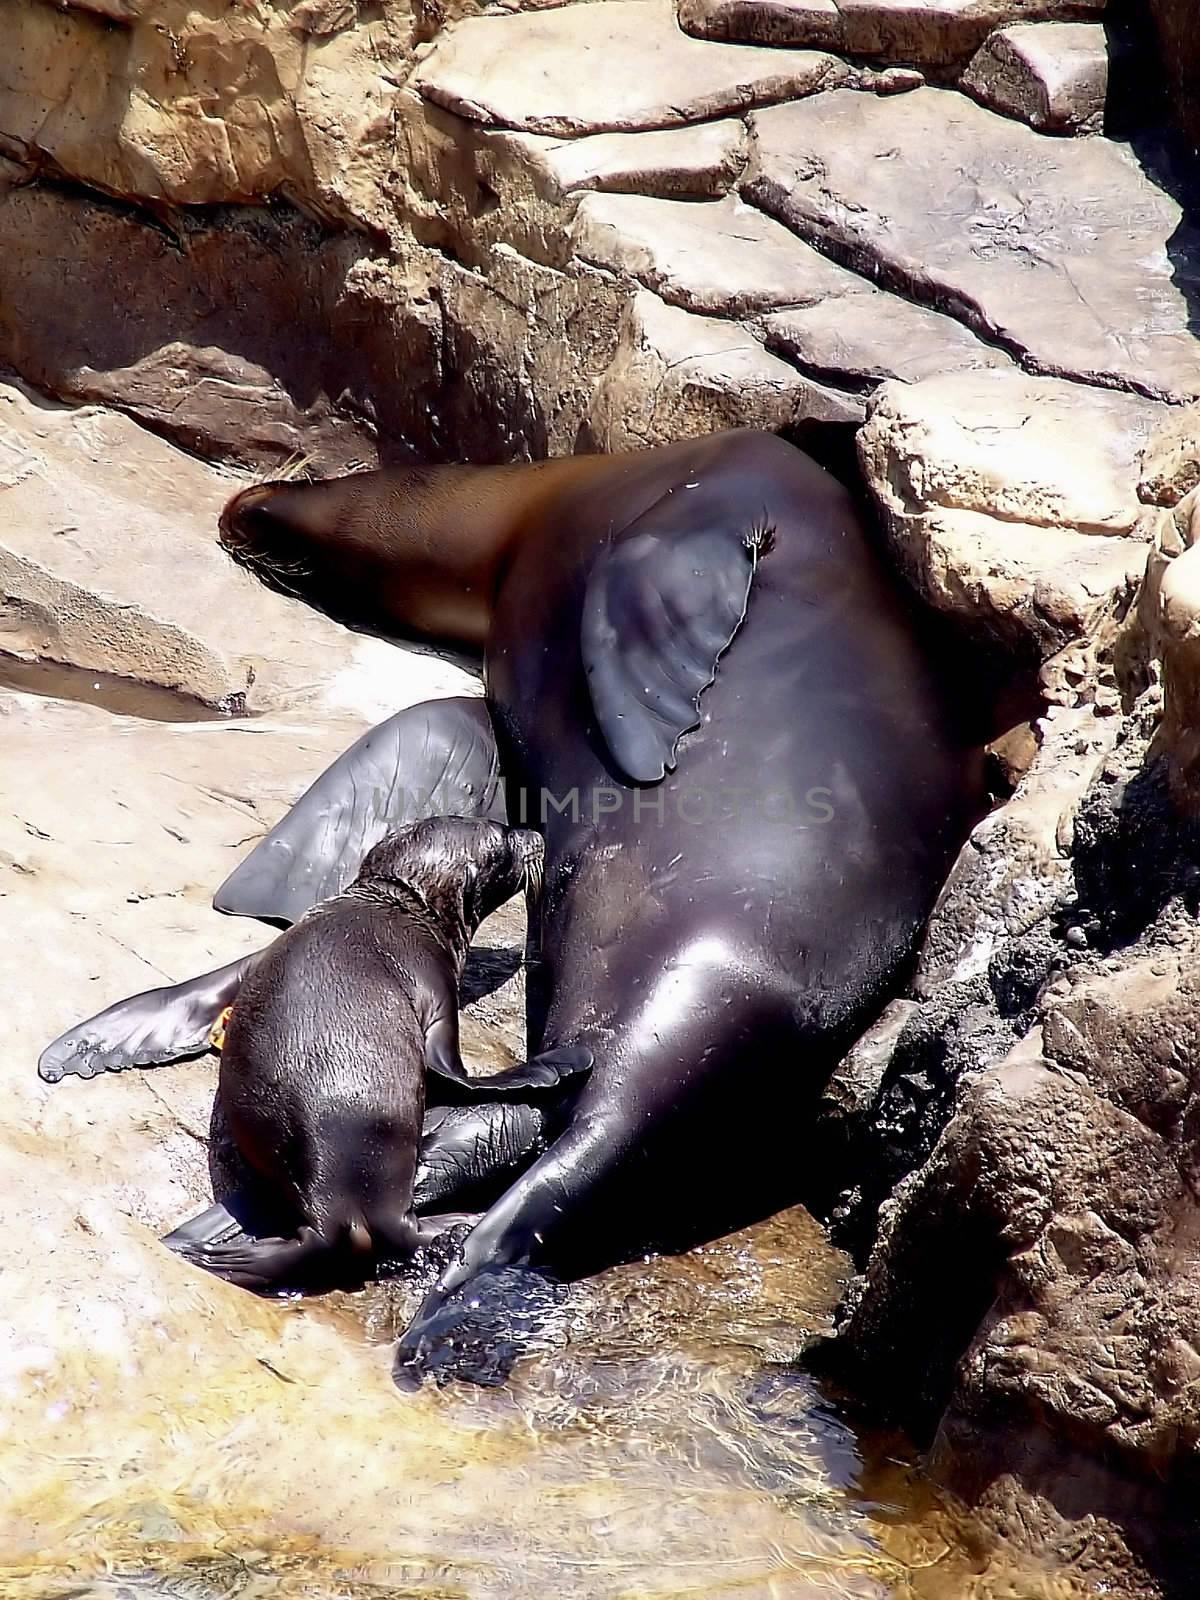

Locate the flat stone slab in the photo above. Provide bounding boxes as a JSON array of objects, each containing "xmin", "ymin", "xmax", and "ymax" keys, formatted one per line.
[
  {"xmin": 746, "ymin": 87, "xmax": 1200, "ymax": 403},
  {"xmin": 679, "ymin": 0, "xmax": 844, "ymax": 46},
  {"xmin": 0, "ymin": 379, "xmax": 449, "ymax": 717},
  {"xmin": 962, "ymin": 21, "xmax": 1108, "ymax": 134},
  {"xmin": 412, "ymin": 0, "xmax": 846, "ymax": 136},
  {"xmin": 500, "ymin": 120, "xmax": 747, "ymax": 200},
  {"xmin": 678, "ymin": 0, "xmax": 1107, "ymax": 64},
  {"xmin": 572, "ymin": 190, "xmax": 1009, "ymax": 393},
  {"xmin": 588, "ymin": 286, "xmax": 861, "ymax": 446},
  {"xmin": 759, "ymin": 290, "xmax": 1011, "ymax": 387},
  {"xmin": 573, "ymin": 190, "xmax": 850, "ymax": 316},
  {"xmin": 858, "ymin": 368, "xmax": 1165, "ymax": 652}
]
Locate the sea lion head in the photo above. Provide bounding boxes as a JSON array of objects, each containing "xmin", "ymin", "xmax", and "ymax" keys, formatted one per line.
[{"xmin": 356, "ymin": 817, "xmax": 543, "ymax": 941}]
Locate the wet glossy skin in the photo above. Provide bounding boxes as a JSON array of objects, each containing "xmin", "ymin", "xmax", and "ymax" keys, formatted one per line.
[
  {"xmin": 38, "ymin": 430, "xmax": 984, "ymax": 1382},
  {"xmin": 397, "ymin": 431, "xmax": 982, "ymax": 1344}
]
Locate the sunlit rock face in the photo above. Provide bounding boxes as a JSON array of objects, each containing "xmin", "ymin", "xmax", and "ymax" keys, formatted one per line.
[
  {"xmin": 3, "ymin": 0, "xmax": 1200, "ymax": 1593},
  {"xmin": 961, "ymin": 21, "xmax": 1109, "ymax": 133}
]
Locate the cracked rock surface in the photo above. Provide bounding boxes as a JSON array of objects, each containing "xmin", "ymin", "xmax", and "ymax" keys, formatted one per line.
[
  {"xmin": 857, "ymin": 369, "xmax": 1161, "ymax": 654},
  {"xmin": 745, "ymin": 87, "xmax": 1200, "ymax": 403}
]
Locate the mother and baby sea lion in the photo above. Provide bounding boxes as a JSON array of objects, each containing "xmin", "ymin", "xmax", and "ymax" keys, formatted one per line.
[{"xmin": 39, "ymin": 428, "xmax": 986, "ymax": 1385}]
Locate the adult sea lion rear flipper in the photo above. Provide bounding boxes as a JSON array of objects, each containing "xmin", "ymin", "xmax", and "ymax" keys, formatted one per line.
[
  {"xmin": 38, "ymin": 951, "xmax": 262, "ymax": 1084},
  {"xmin": 582, "ymin": 498, "xmax": 770, "ymax": 784},
  {"xmin": 214, "ymin": 696, "xmax": 503, "ymax": 925}
]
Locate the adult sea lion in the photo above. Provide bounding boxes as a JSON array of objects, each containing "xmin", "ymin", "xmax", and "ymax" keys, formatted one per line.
[
  {"xmin": 40, "ymin": 430, "xmax": 986, "ymax": 1383},
  {"xmin": 164, "ymin": 816, "xmax": 589, "ymax": 1290}
]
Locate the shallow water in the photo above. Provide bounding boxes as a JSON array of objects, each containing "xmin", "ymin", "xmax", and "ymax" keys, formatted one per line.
[
  {"xmin": 0, "ymin": 1205, "xmax": 1041, "ymax": 1600},
  {"xmin": 0, "ymin": 655, "xmax": 244, "ymax": 721}
]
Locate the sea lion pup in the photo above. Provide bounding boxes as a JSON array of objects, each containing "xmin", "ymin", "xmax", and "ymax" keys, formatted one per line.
[{"xmin": 167, "ymin": 816, "xmax": 590, "ymax": 1290}]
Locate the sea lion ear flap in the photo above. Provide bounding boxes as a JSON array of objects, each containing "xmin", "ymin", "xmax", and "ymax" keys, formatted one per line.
[{"xmin": 581, "ymin": 516, "xmax": 766, "ymax": 784}]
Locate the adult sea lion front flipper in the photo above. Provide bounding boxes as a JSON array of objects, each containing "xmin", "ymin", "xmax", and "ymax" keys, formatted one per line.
[
  {"xmin": 215, "ymin": 695, "xmax": 503, "ymax": 924},
  {"xmin": 38, "ymin": 951, "xmax": 262, "ymax": 1084},
  {"xmin": 581, "ymin": 486, "xmax": 769, "ymax": 783}
]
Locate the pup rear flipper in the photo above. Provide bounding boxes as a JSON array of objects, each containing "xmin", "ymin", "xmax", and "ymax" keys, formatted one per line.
[
  {"xmin": 415, "ymin": 1101, "xmax": 553, "ymax": 1212},
  {"xmin": 163, "ymin": 1187, "xmax": 339, "ymax": 1291},
  {"xmin": 161, "ymin": 1183, "xmax": 295, "ymax": 1252}
]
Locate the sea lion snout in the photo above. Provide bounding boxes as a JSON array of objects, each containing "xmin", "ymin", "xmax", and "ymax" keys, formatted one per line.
[{"xmin": 218, "ymin": 482, "xmax": 279, "ymax": 552}]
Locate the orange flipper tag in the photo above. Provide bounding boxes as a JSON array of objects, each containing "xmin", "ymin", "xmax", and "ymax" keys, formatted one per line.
[{"xmin": 210, "ymin": 1006, "xmax": 233, "ymax": 1053}]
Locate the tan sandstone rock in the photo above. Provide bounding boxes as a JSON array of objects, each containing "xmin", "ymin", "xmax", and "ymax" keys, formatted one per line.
[
  {"xmin": 758, "ymin": 293, "xmax": 1011, "ymax": 389},
  {"xmin": 499, "ymin": 120, "xmax": 749, "ymax": 200},
  {"xmin": 843, "ymin": 1009, "xmax": 1200, "ymax": 1583},
  {"xmin": 0, "ymin": 175, "xmax": 446, "ymax": 473},
  {"xmin": 962, "ymin": 21, "xmax": 1109, "ymax": 133},
  {"xmin": 679, "ymin": 0, "xmax": 1108, "ymax": 65},
  {"xmin": 1137, "ymin": 491, "xmax": 1200, "ymax": 804},
  {"xmin": 858, "ymin": 369, "xmax": 1164, "ymax": 654},
  {"xmin": 913, "ymin": 705, "xmax": 1116, "ymax": 993},
  {"xmin": 572, "ymin": 190, "xmax": 1008, "ymax": 411},
  {"xmin": 1132, "ymin": 407, "xmax": 1200, "ymax": 808},
  {"xmin": 573, "ymin": 189, "xmax": 855, "ymax": 317},
  {"xmin": 679, "ymin": 0, "xmax": 845, "ymax": 46},
  {"xmin": 587, "ymin": 288, "xmax": 852, "ymax": 446},
  {"xmin": 412, "ymin": 0, "xmax": 847, "ymax": 135},
  {"xmin": 0, "ymin": 0, "xmax": 409, "ymax": 226},
  {"xmin": 745, "ymin": 87, "xmax": 1200, "ymax": 403},
  {"xmin": 0, "ymin": 379, "xmax": 428, "ymax": 715},
  {"xmin": 1138, "ymin": 402, "xmax": 1200, "ymax": 508}
]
